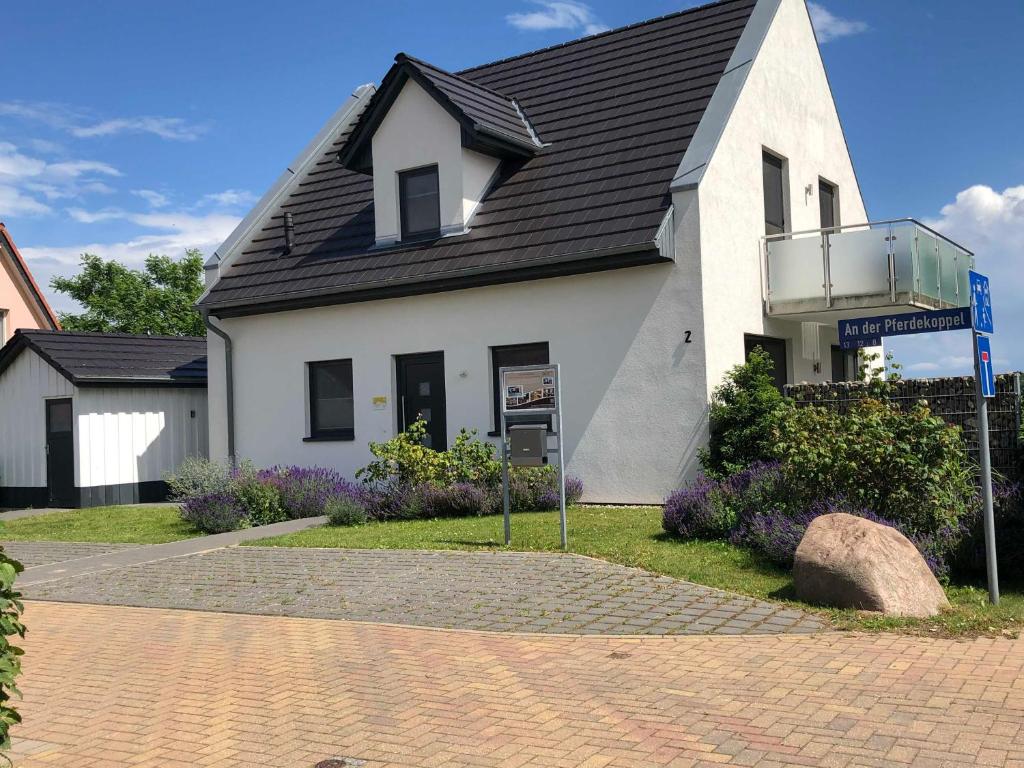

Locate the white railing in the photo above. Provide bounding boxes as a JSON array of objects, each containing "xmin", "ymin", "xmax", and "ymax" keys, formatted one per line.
[{"xmin": 763, "ymin": 219, "xmax": 974, "ymax": 314}]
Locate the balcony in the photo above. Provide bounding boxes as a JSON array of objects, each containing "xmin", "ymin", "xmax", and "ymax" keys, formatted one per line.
[{"xmin": 763, "ymin": 219, "xmax": 974, "ymax": 318}]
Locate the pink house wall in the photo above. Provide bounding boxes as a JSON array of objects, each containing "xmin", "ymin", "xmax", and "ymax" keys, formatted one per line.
[{"xmin": 0, "ymin": 224, "xmax": 59, "ymax": 344}]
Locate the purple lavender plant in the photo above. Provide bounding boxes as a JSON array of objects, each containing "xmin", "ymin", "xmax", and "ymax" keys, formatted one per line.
[
  {"xmin": 264, "ymin": 465, "xmax": 366, "ymax": 519},
  {"xmin": 180, "ymin": 492, "xmax": 248, "ymax": 533}
]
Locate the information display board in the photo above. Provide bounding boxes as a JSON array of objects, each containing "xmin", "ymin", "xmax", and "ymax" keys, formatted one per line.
[{"xmin": 502, "ymin": 365, "xmax": 559, "ymax": 415}]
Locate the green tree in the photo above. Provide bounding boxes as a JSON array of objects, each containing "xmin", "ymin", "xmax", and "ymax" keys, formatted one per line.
[
  {"xmin": 699, "ymin": 347, "xmax": 789, "ymax": 477},
  {"xmin": 50, "ymin": 250, "xmax": 205, "ymax": 336}
]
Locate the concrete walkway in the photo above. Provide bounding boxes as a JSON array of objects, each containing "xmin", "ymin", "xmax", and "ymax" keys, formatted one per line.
[
  {"xmin": 13, "ymin": 516, "xmax": 327, "ymax": 587},
  {"xmin": 11, "ymin": 601, "xmax": 1024, "ymax": 767}
]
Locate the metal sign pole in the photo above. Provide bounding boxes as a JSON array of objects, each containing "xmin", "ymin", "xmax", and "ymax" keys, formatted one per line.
[
  {"xmin": 973, "ymin": 328, "xmax": 999, "ymax": 605},
  {"xmin": 501, "ymin": 408, "xmax": 511, "ymax": 546},
  {"xmin": 555, "ymin": 368, "xmax": 567, "ymax": 550}
]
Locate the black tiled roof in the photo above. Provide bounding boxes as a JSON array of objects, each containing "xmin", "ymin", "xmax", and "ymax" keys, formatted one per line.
[
  {"xmin": 200, "ymin": 0, "xmax": 756, "ymax": 315},
  {"xmin": 0, "ymin": 330, "xmax": 207, "ymax": 387},
  {"xmin": 398, "ymin": 54, "xmax": 539, "ymax": 148}
]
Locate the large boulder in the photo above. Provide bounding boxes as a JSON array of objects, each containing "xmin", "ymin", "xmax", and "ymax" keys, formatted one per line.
[{"xmin": 793, "ymin": 513, "xmax": 949, "ymax": 617}]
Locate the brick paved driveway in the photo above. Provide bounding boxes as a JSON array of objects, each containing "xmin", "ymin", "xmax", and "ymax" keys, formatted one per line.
[
  {"xmin": 3, "ymin": 541, "xmax": 139, "ymax": 569},
  {"xmin": 11, "ymin": 601, "xmax": 1024, "ymax": 768},
  {"xmin": 24, "ymin": 546, "xmax": 825, "ymax": 635}
]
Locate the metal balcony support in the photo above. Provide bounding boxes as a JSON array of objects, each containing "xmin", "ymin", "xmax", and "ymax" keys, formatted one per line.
[
  {"xmin": 822, "ymin": 232, "xmax": 832, "ymax": 308},
  {"xmin": 886, "ymin": 222, "xmax": 897, "ymax": 304}
]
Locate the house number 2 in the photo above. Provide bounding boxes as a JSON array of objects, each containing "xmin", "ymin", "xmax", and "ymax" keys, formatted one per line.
[{"xmin": 684, "ymin": 331, "xmax": 692, "ymax": 343}]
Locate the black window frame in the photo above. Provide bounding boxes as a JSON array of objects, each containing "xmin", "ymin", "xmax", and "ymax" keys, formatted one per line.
[
  {"xmin": 398, "ymin": 165, "xmax": 441, "ymax": 241},
  {"xmin": 489, "ymin": 342, "xmax": 550, "ymax": 436},
  {"xmin": 306, "ymin": 358, "xmax": 355, "ymax": 442},
  {"xmin": 762, "ymin": 150, "xmax": 786, "ymax": 236},
  {"xmin": 819, "ymin": 178, "xmax": 838, "ymax": 230}
]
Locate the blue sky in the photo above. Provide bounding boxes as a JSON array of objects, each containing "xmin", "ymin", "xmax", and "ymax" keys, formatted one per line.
[{"xmin": 3, "ymin": 1, "xmax": 1022, "ymax": 375}]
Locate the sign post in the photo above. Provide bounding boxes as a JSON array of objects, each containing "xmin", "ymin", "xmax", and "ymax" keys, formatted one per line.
[
  {"xmin": 499, "ymin": 364, "xmax": 567, "ymax": 550},
  {"xmin": 970, "ymin": 270, "xmax": 999, "ymax": 605}
]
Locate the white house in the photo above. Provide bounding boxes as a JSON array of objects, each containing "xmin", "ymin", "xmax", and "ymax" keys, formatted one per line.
[
  {"xmin": 0, "ymin": 331, "xmax": 208, "ymax": 508},
  {"xmin": 198, "ymin": 0, "xmax": 973, "ymax": 504}
]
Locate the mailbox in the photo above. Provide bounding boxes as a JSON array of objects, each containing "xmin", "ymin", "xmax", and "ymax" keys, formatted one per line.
[{"xmin": 508, "ymin": 424, "xmax": 548, "ymax": 466}]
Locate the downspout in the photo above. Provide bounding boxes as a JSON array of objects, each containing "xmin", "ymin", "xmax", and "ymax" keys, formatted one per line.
[{"xmin": 202, "ymin": 311, "xmax": 235, "ymax": 464}]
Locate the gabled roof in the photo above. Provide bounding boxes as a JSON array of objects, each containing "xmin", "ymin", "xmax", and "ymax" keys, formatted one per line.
[
  {"xmin": 0, "ymin": 330, "xmax": 207, "ymax": 387},
  {"xmin": 199, "ymin": 0, "xmax": 758, "ymax": 317},
  {"xmin": 338, "ymin": 53, "xmax": 542, "ymax": 173},
  {"xmin": 0, "ymin": 223, "xmax": 61, "ymax": 330}
]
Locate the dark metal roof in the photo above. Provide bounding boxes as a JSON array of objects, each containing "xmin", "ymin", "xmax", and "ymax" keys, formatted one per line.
[
  {"xmin": 0, "ymin": 330, "xmax": 207, "ymax": 387},
  {"xmin": 200, "ymin": 0, "xmax": 756, "ymax": 317},
  {"xmin": 338, "ymin": 54, "xmax": 541, "ymax": 173}
]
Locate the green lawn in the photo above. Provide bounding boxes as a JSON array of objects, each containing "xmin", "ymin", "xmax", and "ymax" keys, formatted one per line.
[
  {"xmin": 0, "ymin": 505, "xmax": 199, "ymax": 544},
  {"xmin": 251, "ymin": 505, "xmax": 1024, "ymax": 637}
]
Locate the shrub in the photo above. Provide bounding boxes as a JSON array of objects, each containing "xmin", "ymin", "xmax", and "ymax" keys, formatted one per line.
[
  {"xmin": 365, "ymin": 483, "xmax": 426, "ymax": 521},
  {"xmin": 0, "ymin": 546, "xmax": 25, "ymax": 752},
  {"xmin": 268, "ymin": 465, "xmax": 365, "ymax": 518},
  {"xmin": 234, "ymin": 470, "xmax": 286, "ymax": 527},
  {"xmin": 180, "ymin": 492, "xmax": 249, "ymax": 533},
  {"xmin": 444, "ymin": 428, "xmax": 501, "ymax": 487},
  {"xmin": 773, "ymin": 397, "xmax": 976, "ymax": 538},
  {"xmin": 663, "ymin": 475, "xmax": 734, "ymax": 539},
  {"xmin": 420, "ymin": 482, "xmax": 490, "ymax": 517},
  {"xmin": 700, "ymin": 348, "xmax": 789, "ymax": 477},
  {"xmin": 506, "ymin": 466, "xmax": 584, "ymax": 511},
  {"xmin": 326, "ymin": 495, "xmax": 369, "ymax": 526},
  {"xmin": 165, "ymin": 456, "xmax": 232, "ymax": 501},
  {"xmin": 357, "ymin": 420, "xmax": 448, "ymax": 486}
]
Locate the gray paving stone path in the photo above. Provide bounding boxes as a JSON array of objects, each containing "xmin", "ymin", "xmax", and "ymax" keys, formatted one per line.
[
  {"xmin": 2, "ymin": 541, "xmax": 141, "ymax": 569},
  {"xmin": 25, "ymin": 546, "xmax": 826, "ymax": 635}
]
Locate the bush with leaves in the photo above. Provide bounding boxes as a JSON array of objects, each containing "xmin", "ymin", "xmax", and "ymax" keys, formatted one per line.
[
  {"xmin": 326, "ymin": 495, "xmax": 369, "ymax": 527},
  {"xmin": 357, "ymin": 420, "xmax": 450, "ymax": 487},
  {"xmin": 772, "ymin": 397, "xmax": 975, "ymax": 538},
  {"xmin": 0, "ymin": 546, "xmax": 25, "ymax": 753},
  {"xmin": 165, "ymin": 456, "xmax": 234, "ymax": 501},
  {"xmin": 700, "ymin": 348, "xmax": 789, "ymax": 477},
  {"xmin": 180, "ymin": 492, "xmax": 249, "ymax": 534},
  {"xmin": 233, "ymin": 467, "xmax": 286, "ymax": 527}
]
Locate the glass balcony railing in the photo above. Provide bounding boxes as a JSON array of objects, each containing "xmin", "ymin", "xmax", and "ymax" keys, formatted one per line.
[{"xmin": 763, "ymin": 219, "xmax": 974, "ymax": 315}]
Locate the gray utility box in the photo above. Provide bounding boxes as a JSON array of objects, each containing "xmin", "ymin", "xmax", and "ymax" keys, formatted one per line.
[{"xmin": 508, "ymin": 424, "xmax": 548, "ymax": 466}]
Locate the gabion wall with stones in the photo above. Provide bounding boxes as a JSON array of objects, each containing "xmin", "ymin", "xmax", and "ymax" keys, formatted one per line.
[{"xmin": 785, "ymin": 373, "xmax": 1023, "ymax": 481}]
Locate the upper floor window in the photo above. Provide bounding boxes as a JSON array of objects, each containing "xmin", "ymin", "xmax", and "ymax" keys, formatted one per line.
[
  {"xmin": 819, "ymin": 178, "xmax": 838, "ymax": 230},
  {"xmin": 307, "ymin": 359, "xmax": 354, "ymax": 441},
  {"xmin": 762, "ymin": 151, "xmax": 786, "ymax": 236},
  {"xmin": 399, "ymin": 165, "xmax": 440, "ymax": 240},
  {"xmin": 0, "ymin": 309, "xmax": 7, "ymax": 345}
]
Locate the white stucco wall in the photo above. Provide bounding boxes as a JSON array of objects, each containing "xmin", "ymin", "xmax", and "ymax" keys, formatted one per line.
[
  {"xmin": 74, "ymin": 387, "xmax": 208, "ymax": 488},
  {"xmin": 0, "ymin": 348, "xmax": 75, "ymax": 488},
  {"xmin": 696, "ymin": 0, "xmax": 868, "ymax": 390}
]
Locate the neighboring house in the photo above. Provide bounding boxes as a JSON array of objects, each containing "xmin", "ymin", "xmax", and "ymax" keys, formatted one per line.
[
  {"xmin": 0, "ymin": 331, "xmax": 208, "ymax": 508},
  {"xmin": 198, "ymin": 0, "xmax": 973, "ymax": 503},
  {"xmin": 0, "ymin": 223, "xmax": 60, "ymax": 344}
]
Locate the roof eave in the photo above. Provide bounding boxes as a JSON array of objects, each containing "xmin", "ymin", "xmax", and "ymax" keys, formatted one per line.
[{"xmin": 204, "ymin": 241, "xmax": 667, "ymax": 318}]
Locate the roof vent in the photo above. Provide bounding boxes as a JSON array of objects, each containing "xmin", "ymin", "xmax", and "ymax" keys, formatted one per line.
[{"xmin": 283, "ymin": 212, "xmax": 295, "ymax": 255}]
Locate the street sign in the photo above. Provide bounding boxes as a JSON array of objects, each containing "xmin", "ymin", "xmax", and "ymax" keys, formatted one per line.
[
  {"xmin": 969, "ymin": 270, "xmax": 994, "ymax": 334},
  {"xmin": 976, "ymin": 335, "xmax": 995, "ymax": 398},
  {"xmin": 838, "ymin": 307, "xmax": 971, "ymax": 349}
]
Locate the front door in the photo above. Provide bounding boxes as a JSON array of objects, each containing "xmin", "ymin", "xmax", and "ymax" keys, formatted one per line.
[
  {"xmin": 396, "ymin": 352, "xmax": 447, "ymax": 450},
  {"xmin": 45, "ymin": 398, "xmax": 75, "ymax": 507}
]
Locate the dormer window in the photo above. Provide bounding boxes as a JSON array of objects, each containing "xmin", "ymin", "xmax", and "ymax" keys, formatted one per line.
[{"xmin": 399, "ymin": 165, "xmax": 440, "ymax": 240}]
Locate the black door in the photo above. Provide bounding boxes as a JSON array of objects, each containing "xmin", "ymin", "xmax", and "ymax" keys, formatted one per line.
[
  {"xmin": 831, "ymin": 345, "xmax": 856, "ymax": 382},
  {"xmin": 744, "ymin": 334, "xmax": 787, "ymax": 392},
  {"xmin": 396, "ymin": 352, "xmax": 447, "ymax": 450},
  {"xmin": 45, "ymin": 398, "xmax": 75, "ymax": 507}
]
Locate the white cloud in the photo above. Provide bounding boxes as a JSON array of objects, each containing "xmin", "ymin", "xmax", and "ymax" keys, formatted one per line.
[
  {"xmin": 133, "ymin": 189, "xmax": 170, "ymax": 208},
  {"xmin": 0, "ymin": 142, "xmax": 121, "ymax": 215},
  {"xmin": 886, "ymin": 184, "xmax": 1024, "ymax": 374},
  {"xmin": 0, "ymin": 100, "xmax": 206, "ymax": 142},
  {"xmin": 201, "ymin": 189, "xmax": 256, "ymax": 208},
  {"xmin": 807, "ymin": 3, "xmax": 868, "ymax": 43},
  {"xmin": 506, "ymin": 0, "xmax": 609, "ymax": 35},
  {"xmin": 71, "ymin": 116, "xmax": 205, "ymax": 142}
]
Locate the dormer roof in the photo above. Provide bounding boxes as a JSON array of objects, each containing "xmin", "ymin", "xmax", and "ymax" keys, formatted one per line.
[{"xmin": 338, "ymin": 53, "xmax": 542, "ymax": 173}]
